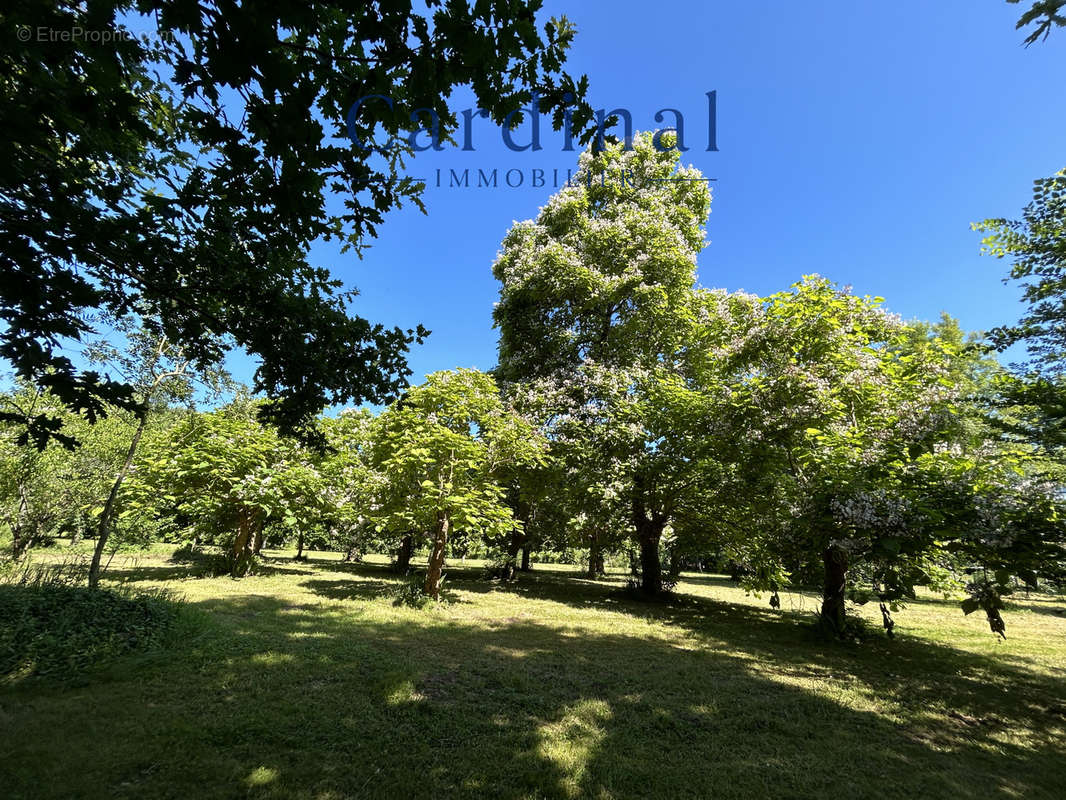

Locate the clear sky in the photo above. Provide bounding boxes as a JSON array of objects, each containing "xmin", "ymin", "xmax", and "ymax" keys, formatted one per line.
[{"xmin": 234, "ymin": 0, "xmax": 1066, "ymax": 394}]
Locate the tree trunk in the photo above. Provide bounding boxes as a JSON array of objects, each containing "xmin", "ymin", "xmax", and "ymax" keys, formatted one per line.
[
  {"xmin": 70, "ymin": 514, "xmax": 84, "ymax": 547},
  {"xmin": 396, "ymin": 534, "xmax": 413, "ymax": 572},
  {"xmin": 88, "ymin": 413, "xmax": 148, "ymax": 588},
  {"xmin": 10, "ymin": 483, "xmax": 32, "ymax": 560},
  {"xmin": 343, "ymin": 534, "xmax": 361, "ymax": 563},
  {"xmin": 632, "ymin": 493, "xmax": 666, "ymax": 594},
  {"xmin": 520, "ymin": 545, "xmax": 530, "ymax": 572},
  {"xmin": 424, "ymin": 513, "xmax": 449, "ymax": 599},
  {"xmin": 667, "ymin": 545, "xmax": 683, "ymax": 582},
  {"xmin": 820, "ymin": 544, "xmax": 849, "ymax": 635},
  {"xmin": 638, "ymin": 525, "xmax": 664, "ymax": 594},
  {"xmin": 295, "ymin": 531, "xmax": 305, "ymax": 559},
  {"xmin": 506, "ymin": 529, "xmax": 523, "ymax": 569},
  {"xmin": 631, "ymin": 480, "xmax": 668, "ymax": 595},
  {"xmin": 252, "ymin": 526, "xmax": 264, "ymax": 555},
  {"xmin": 587, "ymin": 533, "xmax": 605, "ymax": 578},
  {"xmin": 229, "ymin": 508, "xmax": 257, "ymax": 576}
]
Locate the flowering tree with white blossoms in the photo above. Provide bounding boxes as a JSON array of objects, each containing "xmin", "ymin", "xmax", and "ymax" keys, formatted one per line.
[
  {"xmin": 706, "ymin": 279, "xmax": 972, "ymax": 632},
  {"xmin": 506, "ymin": 365, "xmax": 644, "ymax": 579},
  {"xmin": 492, "ymin": 132, "xmax": 1064, "ymax": 630},
  {"xmin": 701, "ymin": 279, "xmax": 1064, "ymax": 636},
  {"xmin": 493, "ymin": 132, "xmax": 714, "ymax": 593}
]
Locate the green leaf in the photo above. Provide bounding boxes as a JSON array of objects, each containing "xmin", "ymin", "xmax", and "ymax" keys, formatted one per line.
[{"xmin": 879, "ymin": 537, "xmax": 901, "ymax": 555}]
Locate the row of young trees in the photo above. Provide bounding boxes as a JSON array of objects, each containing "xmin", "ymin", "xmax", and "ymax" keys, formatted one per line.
[
  {"xmin": 2, "ymin": 136, "xmax": 1064, "ymax": 638},
  {"xmin": 0, "ymin": 368, "xmax": 539, "ymax": 597}
]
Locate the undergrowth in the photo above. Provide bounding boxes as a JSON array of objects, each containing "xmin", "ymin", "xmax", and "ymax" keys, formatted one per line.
[{"xmin": 0, "ymin": 561, "xmax": 182, "ymax": 681}]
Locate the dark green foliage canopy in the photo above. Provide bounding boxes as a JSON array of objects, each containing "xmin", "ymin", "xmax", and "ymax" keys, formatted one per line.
[{"xmin": 1, "ymin": 0, "xmax": 597, "ymax": 447}]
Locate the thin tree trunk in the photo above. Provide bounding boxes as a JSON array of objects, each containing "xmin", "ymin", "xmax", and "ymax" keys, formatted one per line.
[
  {"xmin": 667, "ymin": 545, "xmax": 683, "ymax": 581},
  {"xmin": 396, "ymin": 533, "xmax": 413, "ymax": 572},
  {"xmin": 424, "ymin": 513, "xmax": 449, "ymax": 599},
  {"xmin": 295, "ymin": 531, "xmax": 305, "ymax": 559},
  {"xmin": 343, "ymin": 533, "xmax": 361, "ymax": 563},
  {"xmin": 507, "ymin": 529, "xmax": 523, "ymax": 569},
  {"xmin": 10, "ymin": 483, "xmax": 31, "ymax": 560},
  {"xmin": 520, "ymin": 545, "xmax": 530, "ymax": 572},
  {"xmin": 88, "ymin": 414, "xmax": 148, "ymax": 588},
  {"xmin": 820, "ymin": 544, "xmax": 849, "ymax": 634},
  {"xmin": 70, "ymin": 514, "xmax": 84, "ymax": 547}
]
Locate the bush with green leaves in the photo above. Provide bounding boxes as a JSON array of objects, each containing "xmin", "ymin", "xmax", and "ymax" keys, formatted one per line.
[
  {"xmin": 0, "ymin": 567, "xmax": 179, "ymax": 680},
  {"xmin": 391, "ymin": 574, "xmax": 446, "ymax": 609}
]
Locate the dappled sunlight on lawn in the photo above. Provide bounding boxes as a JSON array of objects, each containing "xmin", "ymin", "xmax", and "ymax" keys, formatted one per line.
[{"xmin": 3, "ymin": 548, "xmax": 1065, "ymax": 799}]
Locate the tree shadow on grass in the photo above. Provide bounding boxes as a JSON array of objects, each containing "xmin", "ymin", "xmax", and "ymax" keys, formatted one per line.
[
  {"xmin": 19, "ymin": 555, "xmax": 1060, "ymax": 798},
  {"xmin": 300, "ymin": 571, "xmax": 472, "ymax": 608},
  {"xmin": 295, "ymin": 556, "xmax": 404, "ymax": 579},
  {"xmin": 672, "ymin": 571, "xmax": 738, "ymax": 588},
  {"xmin": 104, "ymin": 563, "xmax": 206, "ymax": 583},
  {"xmin": 395, "ymin": 564, "xmax": 1066, "ymax": 743},
  {"xmin": 254, "ymin": 561, "xmax": 321, "ymax": 578},
  {"xmin": 301, "ymin": 578, "xmax": 398, "ymax": 603},
  {"xmin": 4, "ymin": 585, "xmax": 1064, "ymax": 800},
  {"xmin": 1004, "ymin": 596, "xmax": 1066, "ymax": 618},
  {"xmin": 101, "ymin": 560, "xmax": 314, "ymax": 584}
]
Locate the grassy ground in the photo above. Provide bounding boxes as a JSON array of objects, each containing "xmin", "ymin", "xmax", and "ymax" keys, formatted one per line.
[{"xmin": 2, "ymin": 547, "xmax": 1065, "ymax": 799}]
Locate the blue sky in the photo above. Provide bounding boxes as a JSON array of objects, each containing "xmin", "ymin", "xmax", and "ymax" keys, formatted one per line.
[{"xmin": 237, "ymin": 0, "xmax": 1065, "ymax": 395}]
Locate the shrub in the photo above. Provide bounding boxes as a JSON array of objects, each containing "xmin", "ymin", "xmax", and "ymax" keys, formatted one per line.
[
  {"xmin": 0, "ymin": 577, "xmax": 180, "ymax": 680},
  {"xmin": 391, "ymin": 574, "xmax": 446, "ymax": 609},
  {"xmin": 169, "ymin": 543, "xmax": 265, "ymax": 577},
  {"xmin": 483, "ymin": 560, "xmax": 519, "ymax": 581}
]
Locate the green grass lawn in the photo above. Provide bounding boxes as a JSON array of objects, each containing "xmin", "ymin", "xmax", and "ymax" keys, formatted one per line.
[{"xmin": 2, "ymin": 548, "xmax": 1065, "ymax": 799}]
